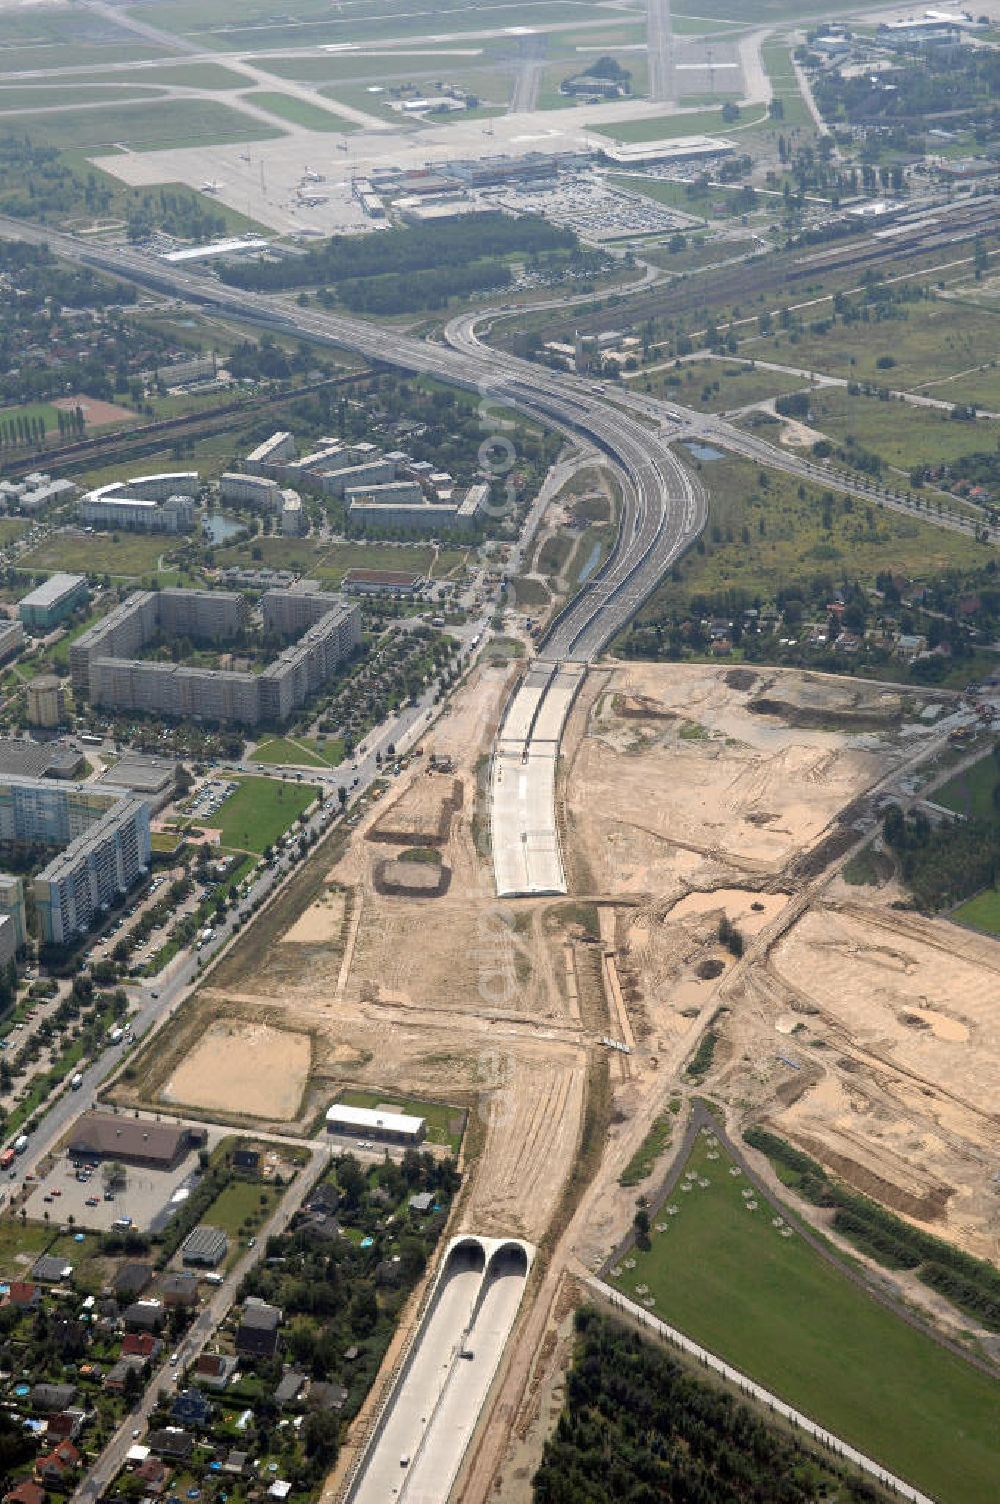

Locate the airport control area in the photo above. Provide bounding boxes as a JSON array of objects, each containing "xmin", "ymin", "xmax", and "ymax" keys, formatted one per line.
[{"xmin": 0, "ymin": 1, "xmax": 996, "ymax": 1503}]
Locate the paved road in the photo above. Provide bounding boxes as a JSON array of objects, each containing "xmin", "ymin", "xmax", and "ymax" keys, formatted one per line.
[{"xmin": 73, "ymin": 1140, "xmax": 329, "ymax": 1504}]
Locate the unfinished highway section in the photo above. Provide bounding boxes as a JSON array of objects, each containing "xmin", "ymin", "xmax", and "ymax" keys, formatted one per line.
[
  {"xmin": 492, "ymin": 662, "xmax": 586, "ymax": 896},
  {"xmin": 345, "ymin": 1237, "xmax": 534, "ymax": 1504}
]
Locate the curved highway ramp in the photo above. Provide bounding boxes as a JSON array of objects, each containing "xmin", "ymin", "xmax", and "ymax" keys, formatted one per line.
[{"xmin": 346, "ymin": 1235, "xmax": 534, "ymax": 1504}]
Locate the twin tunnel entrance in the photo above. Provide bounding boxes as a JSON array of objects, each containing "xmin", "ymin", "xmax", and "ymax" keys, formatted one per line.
[{"xmin": 347, "ymin": 1235, "xmax": 534, "ymax": 1504}]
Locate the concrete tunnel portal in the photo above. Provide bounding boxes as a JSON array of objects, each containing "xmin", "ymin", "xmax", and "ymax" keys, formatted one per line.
[{"xmin": 346, "ymin": 1235, "xmax": 534, "ymax": 1504}]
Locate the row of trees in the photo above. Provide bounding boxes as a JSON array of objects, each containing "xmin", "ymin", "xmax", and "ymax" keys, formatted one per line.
[
  {"xmin": 883, "ymin": 794, "xmax": 1000, "ymax": 911},
  {"xmin": 534, "ymin": 1308, "xmax": 885, "ymax": 1503},
  {"xmin": 219, "ymin": 211, "xmax": 576, "ymax": 293},
  {"xmin": 744, "ymin": 1128, "xmax": 1000, "ymax": 1331}
]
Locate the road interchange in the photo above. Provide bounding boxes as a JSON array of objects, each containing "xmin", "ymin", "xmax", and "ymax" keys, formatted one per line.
[{"xmin": 1, "ymin": 217, "xmax": 994, "ymax": 900}]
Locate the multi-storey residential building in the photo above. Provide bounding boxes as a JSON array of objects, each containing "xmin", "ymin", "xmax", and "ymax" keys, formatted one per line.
[
  {"xmin": 244, "ymin": 432, "xmax": 295, "ymax": 474},
  {"xmin": 219, "ymin": 473, "xmax": 282, "ymax": 512},
  {"xmin": 280, "ymin": 492, "xmax": 307, "ymax": 536},
  {"xmin": 0, "ymin": 620, "xmax": 24, "ymax": 664},
  {"xmin": 71, "ymin": 589, "xmax": 360, "ymax": 728},
  {"xmin": 320, "ymin": 460, "xmax": 396, "ymax": 498},
  {"xmin": 0, "ymin": 874, "xmax": 26, "ymax": 949},
  {"xmin": 80, "ymin": 493, "xmax": 194, "ymax": 533},
  {"xmin": 34, "ymin": 795, "xmax": 151, "ymax": 945},
  {"xmin": 157, "ymin": 589, "xmax": 247, "ymax": 644},
  {"xmin": 0, "ymin": 779, "xmax": 150, "ymax": 945}
]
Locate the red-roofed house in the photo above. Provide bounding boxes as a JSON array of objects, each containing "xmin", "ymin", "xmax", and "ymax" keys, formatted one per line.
[
  {"xmin": 5, "ymin": 1482, "xmax": 45, "ymax": 1504},
  {"xmin": 35, "ymin": 1442, "xmax": 80, "ymax": 1484},
  {"xmin": 135, "ymin": 1459, "xmax": 172, "ymax": 1497},
  {"xmin": 4, "ymin": 1282, "xmax": 40, "ymax": 1311},
  {"xmin": 122, "ymin": 1332, "xmax": 160, "ymax": 1361}
]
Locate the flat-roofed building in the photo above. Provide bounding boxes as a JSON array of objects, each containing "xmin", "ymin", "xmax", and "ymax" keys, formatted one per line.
[
  {"xmin": 0, "ymin": 874, "xmax": 26, "ymax": 949},
  {"xmin": 219, "ymin": 473, "xmax": 282, "ymax": 512},
  {"xmin": 244, "ymin": 432, "xmax": 295, "ymax": 475},
  {"xmin": 18, "ymin": 574, "xmax": 88, "ymax": 631},
  {"xmin": 26, "ymin": 675, "xmax": 66, "ymax": 729},
  {"xmin": 80, "ymin": 492, "xmax": 194, "ymax": 534},
  {"xmin": 318, "ymin": 459, "xmax": 396, "ymax": 499},
  {"xmin": 157, "ymin": 589, "xmax": 247, "ymax": 644},
  {"xmin": 73, "ymin": 587, "xmax": 359, "ymax": 728},
  {"xmin": 326, "ymin": 1103, "xmax": 426, "ymax": 1145},
  {"xmin": 280, "ymin": 490, "xmax": 307, "ymax": 537},
  {"xmin": 341, "ymin": 569, "xmax": 423, "ymax": 597},
  {"xmin": 181, "ymin": 1225, "xmax": 228, "ymax": 1268},
  {"xmin": 0, "ymin": 619, "xmax": 24, "ymax": 663},
  {"xmin": 348, "ymin": 498, "xmax": 463, "ymax": 534},
  {"xmin": 34, "ymin": 795, "xmax": 152, "ymax": 944}
]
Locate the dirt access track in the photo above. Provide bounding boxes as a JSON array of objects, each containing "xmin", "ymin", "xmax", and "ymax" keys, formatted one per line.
[
  {"xmin": 163, "ymin": 654, "xmax": 594, "ymax": 1246},
  {"xmin": 130, "ymin": 657, "xmax": 998, "ymax": 1504}
]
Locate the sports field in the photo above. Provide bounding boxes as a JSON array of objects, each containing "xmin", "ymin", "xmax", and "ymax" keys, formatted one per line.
[
  {"xmin": 214, "ymin": 774, "xmax": 318, "ymax": 852},
  {"xmin": 610, "ymin": 1131, "xmax": 999, "ymax": 1504}
]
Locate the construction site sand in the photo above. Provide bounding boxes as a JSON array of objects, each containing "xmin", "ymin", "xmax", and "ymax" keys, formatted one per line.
[
  {"xmin": 161, "ymin": 1019, "xmax": 311, "ymax": 1120},
  {"xmin": 727, "ymin": 898, "xmax": 1000, "ymax": 1257},
  {"xmin": 568, "ymin": 664, "xmax": 896, "ymax": 884},
  {"xmin": 283, "ymin": 890, "xmax": 346, "ymax": 945},
  {"xmin": 371, "ymin": 773, "xmax": 459, "ymax": 844},
  {"xmin": 771, "ymin": 903, "xmax": 998, "ymax": 1117},
  {"xmin": 669, "ymin": 888, "xmax": 788, "ymax": 934},
  {"xmin": 185, "ymin": 661, "xmax": 585, "ymax": 1243}
]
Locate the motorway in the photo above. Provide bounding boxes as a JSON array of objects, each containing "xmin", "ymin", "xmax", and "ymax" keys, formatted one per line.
[{"xmin": 8, "ymin": 213, "xmax": 993, "ymax": 903}]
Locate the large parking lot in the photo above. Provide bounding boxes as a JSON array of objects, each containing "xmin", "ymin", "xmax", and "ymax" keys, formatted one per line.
[
  {"xmin": 21, "ymin": 1124, "xmax": 228, "ymax": 1234},
  {"xmin": 482, "ymin": 170, "xmax": 693, "ymax": 241},
  {"xmin": 185, "ymin": 779, "xmax": 237, "ymax": 824}
]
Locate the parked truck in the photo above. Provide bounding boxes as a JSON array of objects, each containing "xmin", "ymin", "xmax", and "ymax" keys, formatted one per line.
[{"xmin": 13, "ymin": 1135, "xmax": 28, "ymax": 1155}]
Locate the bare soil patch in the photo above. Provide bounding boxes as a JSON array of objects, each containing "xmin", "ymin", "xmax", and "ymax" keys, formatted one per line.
[
  {"xmin": 284, "ymin": 889, "xmax": 346, "ymax": 945},
  {"xmin": 369, "ymin": 775, "xmax": 462, "ymax": 846},
  {"xmin": 375, "ymin": 858, "xmax": 451, "ymax": 897},
  {"xmin": 53, "ymin": 393, "xmax": 136, "ymax": 426},
  {"xmin": 161, "ymin": 1018, "xmax": 312, "ymax": 1120}
]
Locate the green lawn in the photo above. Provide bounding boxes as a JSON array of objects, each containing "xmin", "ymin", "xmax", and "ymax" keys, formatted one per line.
[
  {"xmin": 0, "ymin": 1220, "xmax": 52, "ymax": 1278},
  {"xmin": 20, "ymin": 530, "xmax": 173, "ymax": 580},
  {"xmin": 0, "ymin": 400, "xmax": 64, "ymax": 433},
  {"xmin": 761, "ymin": 39, "xmax": 813, "ymax": 131},
  {"xmin": 807, "ymin": 388, "xmax": 999, "ymax": 471},
  {"xmin": 25, "ymin": 99, "xmax": 283, "ymax": 153},
  {"xmin": 337, "ymin": 1088, "xmax": 465, "ymax": 1152},
  {"xmin": 638, "ymin": 454, "xmax": 983, "ymax": 616},
  {"xmin": 202, "ymin": 1179, "xmax": 280, "ymax": 1240},
  {"xmin": 243, "ymin": 90, "xmax": 355, "ymax": 132},
  {"xmin": 747, "ymin": 296, "xmax": 1000, "ymax": 406},
  {"xmin": 0, "ymin": 84, "xmax": 163, "ymax": 112},
  {"xmin": 611, "ymin": 1131, "xmax": 1000, "ymax": 1504},
  {"xmin": 84, "ymin": 62, "xmax": 249, "ymax": 90},
  {"xmin": 590, "ymin": 103, "xmax": 768, "ymax": 143},
  {"xmin": 0, "ymin": 519, "xmax": 27, "ymax": 546},
  {"xmin": 639, "ymin": 357, "xmax": 809, "ymax": 412},
  {"xmin": 933, "ymin": 750, "xmax": 1000, "ymax": 821},
  {"xmin": 253, "ymin": 735, "xmax": 345, "ymax": 769},
  {"xmin": 952, "ymin": 885, "xmax": 1000, "ymax": 936},
  {"xmin": 213, "ymin": 773, "xmax": 319, "ymax": 853}
]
